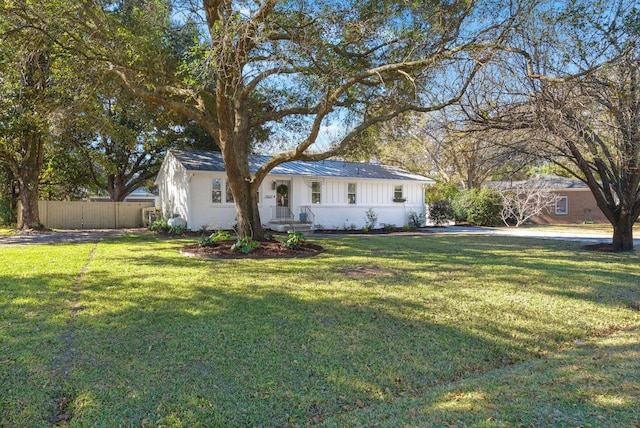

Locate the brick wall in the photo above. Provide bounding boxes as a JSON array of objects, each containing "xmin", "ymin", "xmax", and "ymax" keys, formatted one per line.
[{"xmin": 531, "ymin": 190, "xmax": 608, "ymax": 224}]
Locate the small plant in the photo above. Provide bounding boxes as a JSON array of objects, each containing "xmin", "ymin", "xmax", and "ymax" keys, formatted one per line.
[
  {"xmin": 149, "ymin": 219, "xmax": 171, "ymax": 233},
  {"xmin": 264, "ymin": 232, "xmax": 274, "ymax": 241},
  {"xmin": 283, "ymin": 231, "xmax": 306, "ymax": 250},
  {"xmin": 169, "ymin": 225, "xmax": 185, "ymax": 235},
  {"xmin": 197, "ymin": 235, "xmax": 217, "ymax": 248},
  {"xmin": 149, "ymin": 219, "xmax": 185, "ymax": 235},
  {"xmin": 402, "ymin": 225, "xmax": 410, "ymax": 232},
  {"xmin": 210, "ymin": 230, "xmax": 231, "ymax": 242},
  {"xmin": 381, "ymin": 223, "xmax": 396, "ymax": 232},
  {"xmin": 361, "ymin": 227, "xmax": 370, "ymax": 233},
  {"xmin": 408, "ymin": 210, "xmax": 425, "ymax": 229},
  {"xmin": 364, "ymin": 208, "xmax": 378, "ymax": 230},
  {"xmin": 231, "ymin": 236, "xmax": 260, "ymax": 254}
]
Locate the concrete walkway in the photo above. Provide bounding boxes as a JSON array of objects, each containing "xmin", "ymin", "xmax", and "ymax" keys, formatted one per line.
[{"xmin": 428, "ymin": 225, "xmax": 640, "ymax": 245}]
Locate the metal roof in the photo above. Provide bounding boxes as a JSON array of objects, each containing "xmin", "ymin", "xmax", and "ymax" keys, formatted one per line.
[
  {"xmin": 169, "ymin": 149, "xmax": 434, "ymax": 182},
  {"xmin": 485, "ymin": 175, "xmax": 590, "ymax": 190}
]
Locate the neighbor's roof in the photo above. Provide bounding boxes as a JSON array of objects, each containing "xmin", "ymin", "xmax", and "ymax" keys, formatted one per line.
[
  {"xmin": 168, "ymin": 149, "xmax": 434, "ymax": 182},
  {"xmin": 485, "ymin": 174, "xmax": 589, "ymax": 190}
]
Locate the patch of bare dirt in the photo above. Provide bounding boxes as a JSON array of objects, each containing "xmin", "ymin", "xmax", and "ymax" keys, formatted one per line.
[
  {"xmin": 180, "ymin": 240, "xmax": 325, "ymax": 259},
  {"xmin": 338, "ymin": 266, "xmax": 394, "ymax": 278}
]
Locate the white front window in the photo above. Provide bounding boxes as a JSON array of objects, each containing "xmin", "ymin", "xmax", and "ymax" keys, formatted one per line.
[
  {"xmin": 394, "ymin": 185, "xmax": 404, "ymax": 201},
  {"xmin": 348, "ymin": 183, "xmax": 357, "ymax": 204},
  {"xmin": 311, "ymin": 181, "xmax": 321, "ymax": 204},
  {"xmin": 211, "ymin": 178, "xmax": 222, "ymax": 203},
  {"xmin": 555, "ymin": 196, "xmax": 568, "ymax": 215}
]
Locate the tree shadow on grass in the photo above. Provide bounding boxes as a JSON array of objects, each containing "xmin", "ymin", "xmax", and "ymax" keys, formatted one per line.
[
  {"xmin": 3, "ymin": 233, "xmax": 638, "ymax": 426},
  {"xmin": 1, "ymin": 269, "xmax": 529, "ymax": 427},
  {"xmin": 323, "ymin": 326, "xmax": 640, "ymax": 427}
]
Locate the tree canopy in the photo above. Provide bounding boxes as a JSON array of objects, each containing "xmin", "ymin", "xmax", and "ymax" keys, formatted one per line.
[
  {"xmin": 6, "ymin": 0, "xmax": 521, "ymax": 238},
  {"xmin": 462, "ymin": 0, "xmax": 640, "ymax": 250}
]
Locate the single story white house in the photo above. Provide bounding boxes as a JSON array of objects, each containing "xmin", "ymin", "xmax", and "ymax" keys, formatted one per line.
[{"xmin": 155, "ymin": 149, "xmax": 434, "ymax": 231}]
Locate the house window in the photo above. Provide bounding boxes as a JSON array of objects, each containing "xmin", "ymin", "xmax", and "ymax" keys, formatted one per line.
[
  {"xmin": 311, "ymin": 181, "xmax": 321, "ymax": 204},
  {"xmin": 555, "ymin": 196, "xmax": 568, "ymax": 215},
  {"xmin": 393, "ymin": 185, "xmax": 404, "ymax": 201},
  {"xmin": 348, "ymin": 183, "xmax": 357, "ymax": 204},
  {"xmin": 211, "ymin": 178, "xmax": 222, "ymax": 203},
  {"xmin": 225, "ymin": 180, "xmax": 234, "ymax": 203}
]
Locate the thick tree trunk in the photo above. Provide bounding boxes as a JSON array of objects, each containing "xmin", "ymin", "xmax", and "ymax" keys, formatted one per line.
[
  {"xmin": 16, "ymin": 133, "xmax": 45, "ymax": 230},
  {"xmin": 107, "ymin": 175, "xmax": 128, "ymax": 202},
  {"xmin": 17, "ymin": 169, "xmax": 42, "ymax": 230},
  {"xmin": 612, "ymin": 218, "xmax": 634, "ymax": 252},
  {"xmin": 226, "ymin": 164, "xmax": 265, "ymax": 240}
]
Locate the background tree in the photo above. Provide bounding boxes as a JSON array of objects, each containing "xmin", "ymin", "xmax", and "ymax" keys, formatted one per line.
[
  {"xmin": 464, "ymin": 0, "xmax": 640, "ymax": 250},
  {"xmin": 497, "ymin": 180, "xmax": 559, "ymax": 227},
  {"xmin": 0, "ymin": 163, "xmax": 17, "ymax": 224},
  {"xmin": 13, "ymin": 0, "xmax": 523, "ymax": 239},
  {"xmin": 0, "ymin": 30, "xmax": 53, "ymax": 229},
  {"xmin": 367, "ymin": 110, "xmax": 535, "ymax": 188}
]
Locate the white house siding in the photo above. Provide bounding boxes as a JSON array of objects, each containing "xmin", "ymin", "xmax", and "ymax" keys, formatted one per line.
[
  {"xmin": 298, "ymin": 178, "xmax": 425, "ymax": 229},
  {"xmin": 156, "ymin": 154, "xmax": 191, "ymax": 224},
  {"xmin": 156, "ymin": 149, "xmax": 431, "ymax": 230},
  {"xmin": 188, "ymin": 172, "xmax": 240, "ymax": 230},
  {"xmin": 160, "ymin": 172, "xmax": 426, "ymax": 231}
]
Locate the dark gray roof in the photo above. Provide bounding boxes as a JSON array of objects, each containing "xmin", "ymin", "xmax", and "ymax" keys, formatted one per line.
[
  {"xmin": 485, "ymin": 175, "xmax": 589, "ymax": 190},
  {"xmin": 169, "ymin": 149, "xmax": 434, "ymax": 182}
]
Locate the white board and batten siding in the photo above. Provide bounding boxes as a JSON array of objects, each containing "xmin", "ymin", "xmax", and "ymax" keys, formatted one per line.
[{"xmin": 155, "ymin": 150, "xmax": 434, "ymax": 231}]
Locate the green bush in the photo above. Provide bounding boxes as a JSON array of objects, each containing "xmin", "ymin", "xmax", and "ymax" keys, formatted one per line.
[
  {"xmin": 283, "ymin": 231, "xmax": 306, "ymax": 250},
  {"xmin": 149, "ymin": 219, "xmax": 185, "ymax": 235},
  {"xmin": 0, "ymin": 196, "xmax": 16, "ymax": 226},
  {"xmin": 427, "ymin": 199, "xmax": 454, "ymax": 226},
  {"xmin": 452, "ymin": 187, "xmax": 502, "ymax": 226},
  {"xmin": 198, "ymin": 229, "xmax": 231, "ymax": 248},
  {"xmin": 197, "ymin": 235, "xmax": 217, "ymax": 248},
  {"xmin": 364, "ymin": 208, "xmax": 378, "ymax": 229},
  {"xmin": 210, "ymin": 230, "xmax": 231, "ymax": 242},
  {"xmin": 149, "ymin": 219, "xmax": 171, "ymax": 233},
  {"xmin": 231, "ymin": 236, "xmax": 260, "ymax": 254},
  {"xmin": 407, "ymin": 210, "xmax": 425, "ymax": 229},
  {"xmin": 381, "ymin": 223, "xmax": 396, "ymax": 232}
]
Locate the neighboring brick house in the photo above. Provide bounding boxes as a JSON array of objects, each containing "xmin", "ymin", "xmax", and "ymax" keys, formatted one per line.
[{"xmin": 486, "ymin": 175, "xmax": 608, "ymax": 224}]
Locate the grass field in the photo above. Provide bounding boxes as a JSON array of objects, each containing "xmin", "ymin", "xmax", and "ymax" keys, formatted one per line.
[{"xmin": 1, "ymin": 233, "xmax": 639, "ymax": 427}]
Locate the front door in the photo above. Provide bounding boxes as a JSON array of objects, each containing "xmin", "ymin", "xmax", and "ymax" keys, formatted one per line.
[{"xmin": 276, "ymin": 181, "xmax": 292, "ymax": 219}]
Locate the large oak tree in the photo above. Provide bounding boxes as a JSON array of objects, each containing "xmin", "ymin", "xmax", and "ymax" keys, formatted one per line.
[{"xmin": 19, "ymin": 0, "xmax": 522, "ymax": 239}]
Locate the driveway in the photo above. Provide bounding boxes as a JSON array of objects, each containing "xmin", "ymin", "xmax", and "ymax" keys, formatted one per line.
[
  {"xmin": 0, "ymin": 229, "xmax": 132, "ymax": 245},
  {"xmin": 430, "ymin": 225, "xmax": 640, "ymax": 245}
]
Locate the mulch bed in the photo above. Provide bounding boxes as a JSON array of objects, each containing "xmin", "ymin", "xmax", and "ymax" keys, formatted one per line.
[{"xmin": 180, "ymin": 240, "xmax": 325, "ymax": 259}]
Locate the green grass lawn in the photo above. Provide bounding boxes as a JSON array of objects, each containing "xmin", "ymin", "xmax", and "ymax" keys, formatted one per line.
[{"xmin": 1, "ymin": 234, "xmax": 639, "ymax": 427}]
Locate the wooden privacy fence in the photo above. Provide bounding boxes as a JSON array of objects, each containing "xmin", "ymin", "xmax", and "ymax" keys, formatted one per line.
[{"xmin": 19, "ymin": 201, "xmax": 155, "ymax": 229}]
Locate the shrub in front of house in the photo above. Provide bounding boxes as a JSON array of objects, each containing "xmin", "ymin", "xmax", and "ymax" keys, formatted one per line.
[
  {"xmin": 452, "ymin": 187, "xmax": 502, "ymax": 226},
  {"xmin": 425, "ymin": 183, "xmax": 458, "ymax": 226},
  {"xmin": 427, "ymin": 199, "xmax": 454, "ymax": 226}
]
